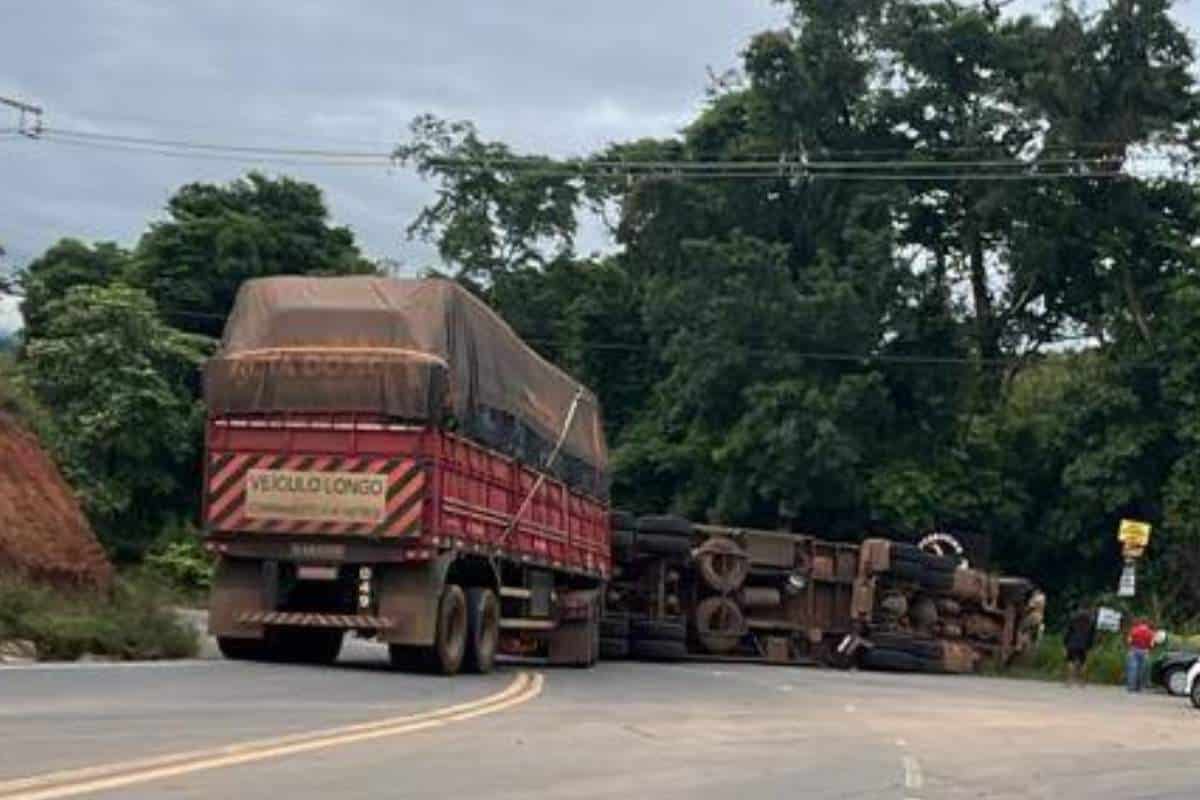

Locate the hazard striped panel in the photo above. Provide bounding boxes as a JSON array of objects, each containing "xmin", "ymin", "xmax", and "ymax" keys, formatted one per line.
[
  {"xmin": 205, "ymin": 453, "xmax": 426, "ymax": 537},
  {"xmin": 237, "ymin": 611, "xmax": 394, "ymax": 628}
]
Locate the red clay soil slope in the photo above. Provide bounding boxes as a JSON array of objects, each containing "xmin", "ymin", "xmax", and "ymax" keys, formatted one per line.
[{"xmin": 0, "ymin": 413, "xmax": 113, "ymax": 589}]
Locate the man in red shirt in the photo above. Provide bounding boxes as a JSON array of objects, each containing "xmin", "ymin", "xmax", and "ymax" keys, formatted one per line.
[{"xmin": 1126, "ymin": 619, "xmax": 1155, "ymax": 692}]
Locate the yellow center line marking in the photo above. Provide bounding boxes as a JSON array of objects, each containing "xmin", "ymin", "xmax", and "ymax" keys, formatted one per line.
[{"xmin": 0, "ymin": 671, "xmax": 542, "ymax": 800}]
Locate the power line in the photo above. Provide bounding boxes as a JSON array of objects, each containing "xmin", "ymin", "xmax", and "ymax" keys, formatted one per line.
[
  {"xmin": 35, "ymin": 133, "xmax": 393, "ymax": 168},
  {"xmin": 10, "ymin": 125, "xmax": 1188, "ymax": 183}
]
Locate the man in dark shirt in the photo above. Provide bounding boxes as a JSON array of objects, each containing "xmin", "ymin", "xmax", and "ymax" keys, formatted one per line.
[{"xmin": 1064, "ymin": 608, "xmax": 1096, "ymax": 687}]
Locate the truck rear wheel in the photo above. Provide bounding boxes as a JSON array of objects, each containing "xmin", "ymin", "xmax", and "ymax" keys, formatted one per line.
[
  {"xmin": 431, "ymin": 583, "xmax": 468, "ymax": 676},
  {"xmin": 277, "ymin": 629, "xmax": 343, "ymax": 665},
  {"xmin": 217, "ymin": 636, "xmax": 270, "ymax": 661},
  {"xmin": 464, "ymin": 587, "xmax": 499, "ymax": 674}
]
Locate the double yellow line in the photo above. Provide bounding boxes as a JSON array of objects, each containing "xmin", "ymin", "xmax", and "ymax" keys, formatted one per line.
[{"xmin": 0, "ymin": 671, "xmax": 542, "ymax": 800}]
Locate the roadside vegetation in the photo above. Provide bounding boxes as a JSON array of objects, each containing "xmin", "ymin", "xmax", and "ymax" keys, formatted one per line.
[
  {"xmin": 3, "ymin": 1, "xmax": 1200, "ymax": 641},
  {"xmin": 0, "ymin": 572, "xmax": 197, "ymax": 661}
]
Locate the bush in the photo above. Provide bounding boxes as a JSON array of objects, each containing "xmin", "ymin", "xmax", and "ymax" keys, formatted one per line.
[
  {"xmin": 144, "ymin": 521, "xmax": 213, "ymax": 598},
  {"xmin": 0, "ymin": 573, "xmax": 198, "ymax": 661},
  {"xmin": 1003, "ymin": 631, "xmax": 1125, "ymax": 685}
]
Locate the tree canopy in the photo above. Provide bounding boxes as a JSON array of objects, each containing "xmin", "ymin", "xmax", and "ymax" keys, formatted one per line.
[{"xmin": 397, "ymin": 0, "xmax": 1200, "ymax": 618}]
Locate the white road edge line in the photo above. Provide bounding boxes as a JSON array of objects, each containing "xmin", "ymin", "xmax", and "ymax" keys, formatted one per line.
[
  {"xmin": 903, "ymin": 754, "xmax": 924, "ymax": 790},
  {"xmin": 0, "ymin": 672, "xmax": 542, "ymax": 800}
]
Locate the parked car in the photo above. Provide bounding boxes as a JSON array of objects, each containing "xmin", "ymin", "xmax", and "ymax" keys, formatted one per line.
[
  {"xmin": 1151, "ymin": 651, "xmax": 1198, "ymax": 696},
  {"xmin": 1187, "ymin": 659, "xmax": 1200, "ymax": 709}
]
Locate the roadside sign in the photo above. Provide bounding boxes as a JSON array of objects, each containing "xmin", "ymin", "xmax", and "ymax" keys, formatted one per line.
[
  {"xmin": 1118, "ymin": 519, "xmax": 1151, "ymax": 548},
  {"xmin": 1117, "ymin": 563, "xmax": 1136, "ymax": 598},
  {"xmin": 1096, "ymin": 607, "xmax": 1122, "ymax": 632}
]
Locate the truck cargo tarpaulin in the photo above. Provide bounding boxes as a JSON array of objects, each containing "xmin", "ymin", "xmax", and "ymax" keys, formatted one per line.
[{"xmin": 204, "ymin": 277, "xmax": 609, "ymax": 496}]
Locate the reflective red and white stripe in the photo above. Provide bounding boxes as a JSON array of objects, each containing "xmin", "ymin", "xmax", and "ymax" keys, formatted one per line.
[{"xmin": 205, "ymin": 453, "xmax": 425, "ymax": 537}]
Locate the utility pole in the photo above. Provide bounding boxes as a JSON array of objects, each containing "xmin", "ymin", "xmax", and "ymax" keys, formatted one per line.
[{"xmin": 0, "ymin": 95, "xmax": 43, "ymax": 137}]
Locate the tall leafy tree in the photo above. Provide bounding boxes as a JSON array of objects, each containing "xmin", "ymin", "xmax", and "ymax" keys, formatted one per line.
[
  {"xmin": 17, "ymin": 239, "xmax": 130, "ymax": 343},
  {"xmin": 22, "ymin": 285, "xmax": 213, "ymax": 557},
  {"xmin": 130, "ymin": 172, "xmax": 374, "ymax": 336}
]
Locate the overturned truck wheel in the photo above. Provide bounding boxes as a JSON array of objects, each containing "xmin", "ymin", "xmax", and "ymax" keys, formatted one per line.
[
  {"xmin": 696, "ymin": 537, "xmax": 750, "ymax": 593},
  {"xmin": 694, "ymin": 596, "xmax": 745, "ymax": 654}
]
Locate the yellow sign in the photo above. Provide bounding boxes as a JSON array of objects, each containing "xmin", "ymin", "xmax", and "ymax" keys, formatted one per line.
[
  {"xmin": 1118, "ymin": 519, "xmax": 1152, "ymax": 548},
  {"xmin": 245, "ymin": 469, "xmax": 387, "ymax": 524}
]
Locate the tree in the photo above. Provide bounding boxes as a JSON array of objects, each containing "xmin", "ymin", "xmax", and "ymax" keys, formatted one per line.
[
  {"xmin": 130, "ymin": 172, "xmax": 375, "ymax": 336},
  {"xmin": 394, "ymin": 115, "xmax": 581, "ymax": 281},
  {"xmin": 22, "ymin": 285, "xmax": 213, "ymax": 558},
  {"xmin": 17, "ymin": 239, "xmax": 130, "ymax": 342}
]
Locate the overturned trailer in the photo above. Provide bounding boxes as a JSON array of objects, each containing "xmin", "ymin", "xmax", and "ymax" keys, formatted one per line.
[{"xmin": 602, "ymin": 515, "xmax": 1044, "ymax": 673}]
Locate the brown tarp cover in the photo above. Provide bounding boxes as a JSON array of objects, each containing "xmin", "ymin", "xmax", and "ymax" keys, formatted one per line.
[{"xmin": 205, "ymin": 277, "xmax": 608, "ymax": 495}]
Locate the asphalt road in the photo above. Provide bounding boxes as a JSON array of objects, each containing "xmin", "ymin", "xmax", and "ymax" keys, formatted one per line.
[{"xmin": 2, "ymin": 644, "xmax": 1198, "ymax": 800}]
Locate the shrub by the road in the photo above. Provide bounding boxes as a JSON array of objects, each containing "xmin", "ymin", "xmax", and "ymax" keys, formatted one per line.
[
  {"xmin": 144, "ymin": 521, "xmax": 214, "ymax": 599},
  {"xmin": 1004, "ymin": 632, "xmax": 1124, "ymax": 685},
  {"xmin": 0, "ymin": 573, "xmax": 198, "ymax": 661}
]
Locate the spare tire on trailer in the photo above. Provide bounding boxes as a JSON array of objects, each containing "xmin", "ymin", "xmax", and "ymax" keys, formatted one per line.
[
  {"xmin": 630, "ymin": 638, "xmax": 687, "ymax": 661},
  {"xmin": 636, "ymin": 515, "xmax": 693, "ymax": 537},
  {"xmin": 637, "ymin": 533, "xmax": 692, "ymax": 559}
]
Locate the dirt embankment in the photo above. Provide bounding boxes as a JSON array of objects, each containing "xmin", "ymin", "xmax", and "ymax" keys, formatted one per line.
[{"xmin": 0, "ymin": 413, "xmax": 113, "ymax": 589}]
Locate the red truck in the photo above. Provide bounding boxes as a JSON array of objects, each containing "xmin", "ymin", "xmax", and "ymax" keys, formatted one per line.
[{"xmin": 203, "ymin": 277, "xmax": 610, "ymax": 675}]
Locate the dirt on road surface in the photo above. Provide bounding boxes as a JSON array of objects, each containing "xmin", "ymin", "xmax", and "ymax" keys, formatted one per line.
[{"xmin": 0, "ymin": 412, "xmax": 112, "ymax": 589}]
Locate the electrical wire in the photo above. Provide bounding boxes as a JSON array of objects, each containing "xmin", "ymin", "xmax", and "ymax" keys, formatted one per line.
[{"xmin": 14, "ymin": 126, "xmax": 1189, "ymax": 183}]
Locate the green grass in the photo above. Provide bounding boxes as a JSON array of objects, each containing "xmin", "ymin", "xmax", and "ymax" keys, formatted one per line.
[
  {"xmin": 997, "ymin": 632, "xmax": 1126, "ymax": 685},
  {"xmin": 0, "ymin": 572, "xmax": 198, "ymax": 661}
]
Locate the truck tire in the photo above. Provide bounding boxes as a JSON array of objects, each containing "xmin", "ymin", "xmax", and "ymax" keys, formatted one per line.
[
  {"xmin": 610, "ymin": 510, "xmax": 636, "ymax": 530},
  {"xmin": 631, "ymin": 616, "xmax": 686, "ymax": 643},
  {"xmin": 217, "ymin": 636, "xmax": 270, "ymax": 661},
  {"xmin": 388, "ymin": 644, "xmax": 426, "ymax": 672},
  {"xmin": 600, "ymin": 612, "xmax": 631, "ymax": 639},
  {"xmin": 464, "ymin": 587, "xmax": 499, "ymax": 674},
  {"xmin": 612, "ymin": 528, "xmax": 636, "ymax": 558},
  {"xmin": 600, "ymin": 636, "xmax": 629, "ymax": 659},
  {"xmin": 921, "ymin": 568, "xmax": 956, "ymax": 592},
  {"xmin": 637, "ymin": 533, "xmax": 692, "ymax": 559},
  {"xmin": 697, "ymin": 537, "xmax": 750, "ymax": 593},
  {"xmin": 630, "ymin": 638, "xmax": 687, "ymax": 661},
  {"xmin": 694, "ymin": 596, "xmax": 745, "ymax": 654},
  {"xmin": 861, "ymin": 647, "xmax": 927, "ymax": 672},
  {"xmin": 431, "ymin": 583, "xmax": 468, "ymax": 676},
  {"xmin": 1191, "ymin": 676, "xmax": 1200, "ymax": 710},
  {"xmin": 867, "ymin": 633, "xmax": 942, "ymax": 660},
  {"xmin": 636, "ymin": 515, "xmax": 693, "ymax": 537},
  {"xmin": 277, "ymin": 629, "xmax": 343, "ymax": 665},
  {"xmin": 887, "ymin": 559, "xmax": 923, "ymax": 582}
]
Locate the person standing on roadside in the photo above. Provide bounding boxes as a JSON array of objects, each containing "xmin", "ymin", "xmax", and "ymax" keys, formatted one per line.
[
  {"xmin": 1126, "ymin": 618, "xmax": 1156, "ymax": 692},
  {"xmin": 1064, "ymin": 607, "xmax": 1096, "ymax": 687}
]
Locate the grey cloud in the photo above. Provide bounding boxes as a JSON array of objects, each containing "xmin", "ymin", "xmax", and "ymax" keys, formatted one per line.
[{"xmin": 1, "ymin": 1, "xmax": 787, "ymax": 331}]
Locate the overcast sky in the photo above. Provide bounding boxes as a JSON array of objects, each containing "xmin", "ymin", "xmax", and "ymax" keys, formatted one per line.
[{"xmin": 2, "ymin": 1, "xmax": 1197, "ymax": 333}]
